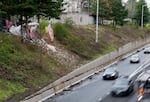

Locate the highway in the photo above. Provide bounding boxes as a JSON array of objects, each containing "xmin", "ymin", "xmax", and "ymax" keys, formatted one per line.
[{"xmin": 43, "ymin": 45, "xmax": 150, "ymax": 102}]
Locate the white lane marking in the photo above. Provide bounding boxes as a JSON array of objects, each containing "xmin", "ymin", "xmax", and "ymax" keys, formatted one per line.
[
  {"xmin": 129, "ymin": 57, "xmax": 150, "ymax": 79},
  {"xmin": 98, "ymin": 98, "xmax": 102, "ymax": 102},
  {"xmin": 106, "ymin": 92, "xmax": 110, "ymax": 95}
]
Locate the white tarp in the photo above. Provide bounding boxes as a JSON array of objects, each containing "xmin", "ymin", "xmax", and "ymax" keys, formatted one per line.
[
  {"xmin": 9, "ymin": 22, "xmax": 39, "ymax": 36},
  {"xmin": 9, "ymin": 25, "xmax": 21, "ymax": 35}
]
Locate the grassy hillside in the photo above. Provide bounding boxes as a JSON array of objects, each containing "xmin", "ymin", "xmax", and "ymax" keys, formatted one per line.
[
  {"xmin": 0, "ymin": 24, "xmax": 149, "ymax": 101},
  {"xmin": 0, "ymin": 34, "xmax": 70, "ymax": 101}
]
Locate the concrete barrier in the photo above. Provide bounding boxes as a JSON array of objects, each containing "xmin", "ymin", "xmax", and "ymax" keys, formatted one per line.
[{"xmin": 21, "ymin": 37, "xmax": 150, "ymax": 102}]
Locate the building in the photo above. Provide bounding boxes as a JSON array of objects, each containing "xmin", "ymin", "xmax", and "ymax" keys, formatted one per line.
[{"xmin": 59, "ymin": 0, "xmax": 94, "ymax": 25}]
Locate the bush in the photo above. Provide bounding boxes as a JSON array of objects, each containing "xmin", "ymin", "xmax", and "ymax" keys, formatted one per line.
[
  {"xmin": 40, "ymin": 20, "xmax": 49, "ymax": 30},
  {"xmin": 53, "ymin": 22, "xmax": 93, "ymax": 58},
  {"xmin": 53, "ymin": 22, "xmax": 71, "ymax": 42},
  {"xmin": 145, "ymin": 24, "xmax": 150, "ymax": 31},
  {"xmin": 39, "ymin": 20, "xmax": 49, "ymax": 35},
  {"xmin": 64, "ymin": 17, "xmax": 74, "ymax": 28}
]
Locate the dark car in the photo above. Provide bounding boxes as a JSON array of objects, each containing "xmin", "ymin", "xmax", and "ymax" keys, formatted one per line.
[
  {"xmin": 144, "ymin": 47, "xmax": 150, "ymax": 54},
  {"xmin": 111, "ymin": 76, "xmax": 134, "ymax": 96},
  {"xmin": 102, "ymin": 67, "xmax": 119, "ymax": 80}
]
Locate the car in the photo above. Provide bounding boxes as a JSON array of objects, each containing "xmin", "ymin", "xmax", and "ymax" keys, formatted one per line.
[
  {"xmin": 144, "ymin": 47, "xmax": 150, "ymax": 54},
  {"xmin": 102, "ymin": 67, "xmax": 119, "ymax": 80},
  {"xmin": 130, "ymin": 54, "xmax": 140, "ymax": 63},
  {"xmin": 111, "ymin": 76, "xmax": 134, "ymax": 96}
]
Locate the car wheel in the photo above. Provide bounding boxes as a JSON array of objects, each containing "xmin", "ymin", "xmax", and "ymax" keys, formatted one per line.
[
  {"xmin": 115, "ymin": 75, "xmax": 118, "ymax": 79},
  {"xmin": 111, "ymin": 92, "xmax": 116, "ymax": 97},
  {"xmin": 103, "ymin": 77, "xmax": 106, "ymax": 80}
]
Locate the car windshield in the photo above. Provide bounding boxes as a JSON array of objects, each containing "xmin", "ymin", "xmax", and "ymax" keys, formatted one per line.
[
  {"xmin": 114, "ymin": 78, "xmax": 128, "ymax": 86},
  {"xmin": 145, "ymin": 47, "xmax": 150, "ymax": 50},
  {"xmin": 131, "ymin": 54, "xmax": 138, "ymax": 59},
  {"xmin": 105, "ymin": 68, "xmax": 115, "ymax": 74}
]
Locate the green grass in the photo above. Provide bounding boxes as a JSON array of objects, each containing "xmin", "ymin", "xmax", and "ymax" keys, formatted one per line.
[
  {"xmin": 53, "ymin": 23, "xmax": 99, "ymax": 59},
  {"xmin": 0, "ymin": 79, "xmax": 27, "ymax": 101},
  {"xmin": 0, "ymin": 33, "xmax": 67, "ymax": 100}
]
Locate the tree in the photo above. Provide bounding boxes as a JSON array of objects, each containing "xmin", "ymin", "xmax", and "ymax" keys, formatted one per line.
[
  {"xmin": 1, "ymin": 0, "xmax": 36, "ymax": 24},
  {"xmin": 0, "ymin": 0, "xmax": 64, "ymax": 36},
  {"xmin": 90, "ymin": 0, "xmax": 109, "ymax": 24},
  {"xmin": 89, "ymin": 0, "xmax": 127, "ymax": 25},
  {"xmin": 134, "ymin": 0, "xmax": 149, "ymax": 26},
  {"xmin": 109, "ymin": 0, "xmax": 128, "ymax": 26},
  {"xmin": 0, "ymin": 2, "xmax": 6, "ymax": 15},
  {"xmin": 125, "ymin": 0, "xmax": 137, "ymax": 20},
  {"xmin": 34, "ymin": 0, "xmax": 64, "ymax": 22},
  {"xmin": 1, "ymin": 0, "xmax": 64, "ymax": 22}
]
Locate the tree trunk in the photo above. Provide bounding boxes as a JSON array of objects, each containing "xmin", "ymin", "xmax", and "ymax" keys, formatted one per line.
[{"xmin": 37, "ymin": 15, "xmax": 40, "ymax": 23}]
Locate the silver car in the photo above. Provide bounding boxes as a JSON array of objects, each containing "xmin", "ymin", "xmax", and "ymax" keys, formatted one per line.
[
  {"xmin": 144, "ymin": 47, "xmax": 150, "ymax": 54},
  {"xmin": 130, "ymin": 54, "xmax": 140, "ymax": 63}
]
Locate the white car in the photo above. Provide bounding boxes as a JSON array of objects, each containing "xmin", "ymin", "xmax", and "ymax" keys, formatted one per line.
[
  {"xmin": 144, "ymin": 47, "xmax": 150, "ymax": 54},
  {"xmin": 130, "ymin": 54, "xmax": 140, "ymax": 63}
]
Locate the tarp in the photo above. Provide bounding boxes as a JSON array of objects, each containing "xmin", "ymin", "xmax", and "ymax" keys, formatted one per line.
[
  {"xmin": 9, "ymin": 22, "xmax": 39, "ymax": 36},
  {"xmin": 48, "ymin": 23, "xmax": 54, "ymax": 42},
  {"xmin": 9, "ymin": 25, "xmax": 21, "ymax": 35}
]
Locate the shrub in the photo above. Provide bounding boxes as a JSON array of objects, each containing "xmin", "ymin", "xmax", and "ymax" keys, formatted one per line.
[
  {"xmin": 39, "ymin": 19, "xmax": 49, "ymax": 35},
  {"xmin": 64, "ymin": 17, "xmax": 74, "ymax": 28},
  {"xmin": 53, "ymin": 22, "xmax": 71, "ymax": 42},
  {"xmin": 40, "ymin": 20, "xmax": 49, "ymax": 30},
  {"xmin": 53, "ymin": 22, "xmax": 93, "ymax": 58},
  {"xmin": 145, "ymin": 24, "xmax": 150, "ymax": 31}
]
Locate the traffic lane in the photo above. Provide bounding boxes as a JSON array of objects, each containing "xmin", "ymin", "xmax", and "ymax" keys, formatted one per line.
[
  {"xmin": 51, "ymin": 75, "xmax": 114, "ymax": 102},
  {"xmin": 100, "ymin": 82, "xmax": 150, "ymax": 102},
  {"xmin": 116, "ymin": 49, "xmax": 150, "ymax": 76},
  {"xmin": 100, "ymin": 65, "xmax": 150, "ymax": 102},
  {"xmin": 100, "ymin": 90, "xmax": 137, "ymax": 102},
  {"xmin": 100, "ymin": 80, "xmax": 139, "ymax": 102},
  {"xmin": 44, "ymin": 47, "xmax": 149, "ymax": 102}
]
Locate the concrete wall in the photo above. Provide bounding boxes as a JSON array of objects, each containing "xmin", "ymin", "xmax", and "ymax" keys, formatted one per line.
[
  {"xmin": 60, "ymin": 13, "xmax": 94, "ymax": 25},
  {"xmin": 21, "ymin": 37, "xmax": 150, "ymax": 102}
]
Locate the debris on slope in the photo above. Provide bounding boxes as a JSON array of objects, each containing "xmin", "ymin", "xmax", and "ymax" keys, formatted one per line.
[
  {"xmin": 47, "ymin": 44, "xmax": 81, "ymax": 67},
  {"xmin": 25, "ymin": 38, "xmax": 81, "ymax": 68},
  {"xmin": 9, "ymin": 22, "xmax": 81, "ymax": 68}
]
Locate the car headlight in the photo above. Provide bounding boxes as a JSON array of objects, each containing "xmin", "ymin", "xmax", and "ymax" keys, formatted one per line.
[
  {"xmin": 103, "ymin": 74, "xmax": 106, "ymax": 76},
  {"xmin": 111, "ymin": 73, "xmax": 116, "ymax": 76}
]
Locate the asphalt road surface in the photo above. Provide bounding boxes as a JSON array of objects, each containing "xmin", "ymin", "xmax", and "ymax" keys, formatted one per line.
[
  {"xmin": 100, "ymin": 85, "xmax": 150, "ymax": 102},
  {"xmin": 44, "ymin": 45, "xmax": 150, "ymax": 102}
]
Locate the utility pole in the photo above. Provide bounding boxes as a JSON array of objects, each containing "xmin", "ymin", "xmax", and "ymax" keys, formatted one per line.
[
  {"xmin": 141, "ymin": 5, "xmax": 146, "ymax": 29},
  {"xmin": 96, "ymin": 0, "xmax": 99, "ymax": 43}
]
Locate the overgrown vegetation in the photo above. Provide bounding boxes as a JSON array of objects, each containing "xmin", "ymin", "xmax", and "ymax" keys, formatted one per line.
[
  {"xmin": 39, "ymin": 19, "xmax": 49, "ymax": 35},
  {"xmin": 0, "ymin": 79, "xmax": 26, "ymax": 101},
  {"xmin": 0, "ymin": 33, "xmax": 69, "ymax": 101},
  {"xmin": 53, "ymin": 22, "xmax": 96, "ymax": 59}
]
